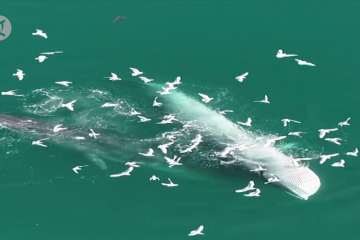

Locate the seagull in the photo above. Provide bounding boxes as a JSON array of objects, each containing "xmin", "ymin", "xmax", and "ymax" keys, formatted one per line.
[
  {"xmin": 188, "ymin": 226, "xmax": 204, "ymax": 236},
  {"xmin": 218, "ymin": 110, "xmax": 234, "ymax": 115},
  {"xmin": 72, "ymin": 165, "xmax": 88, "ymax": 174},
  {"xmin": 53, "ymin": 124, "xmax": 67, "ymax": 133},
  {"xmin": 55, "ymin": 81, "xmax": 72, "ymax": 86},
  {"xmin": 74, "ymin": 136, "xmax": 86, "ymax": 140},
  {"xmin": 161, "ymin": 178, "xmax": 178, "ymax": 187},
  {"xmin": 235, "ymin": 181, "xmax": 255, "ymax": 193},
  {"xmin": 150, "ymin": 175, "xmax": 160, "ymax": 181},
  {"xmin": 264, "ymin": 175, "xmax": 281, "ymax": 184},
  {"xmin": 164, "ymin": 155, "xmax": 182, "ymax": 168},
  {"xmin": 138, "ymin": 116, "xmax": 151, "ymax": 122},
  {"xmin": 338, "ymin": 118, "xmax": 351, "ymax": 127},
  {"xmin": 32, "ymin": 29, "xmax": 47, "ymax": 38},
  {"xmin": 153, "ymin": 97, "xmax": 162, "ymax": 107},
  {"xmin": 198, "ymin": 93, "xmax": 213, "ymax": 103},
  {"xmin": 290, "ymin": 157, "xmax": 314, "ymax": 163},
  {"xmin": 250, "ymin": 164, "xmax": 267, "ymax": 172},
  {"xmin": 139, "ymin": 148, "xmax": 154, "ymax": 157},
  {"xmin": 254, "ymin": 95, "xmax": 270, "ymax": 103},
  {"xmin": 110, "ymin": 166, "xmax": 134, "ymax": 177},
  {"xmin": 125, "ymin": 161, "xmax": 144, "ymax": 168},
  {"xmin": 61, "ymin": 100, "xmax": 76, "ymax": 111},
  {"xmin": 288, "ymin": 132, "xmax": 305, "ymax": 137},
  {"xmin": 130, "ymin": 108, "xmax": 141, "ymax": 115},
  {"xmin": 173, "ymin": 76, "xmax": 182, "ymax": 85},
  {"xmin": 35, "ymin": 55, "xmax": 48, "ymax": 63},
  {"xmin": 243, "ymin": 188, "xmax": 261, "ymax": 197},
  {"xmin": 157, "ymin": 87, "xmax": 172, "ymax": 95},
  {"xmin": 139, "ymin": 76, "xmax": 154, "ymax": 83},
  {"xmin": 346, "ymin": 148, "xmax": 358, "ymax": 156},
  {"xmin": 235, "ymin": 72, "xmax": 249, "ymax": 82},
  {"xmin": 158, "ymin": 141, "xmax": 174, "ymax": 154},
  {"xmin": 237, "ymin": 118, "xmax": 252, "ymax": 126},
  {"xmin": 130, "ymin": 67, "xmax": 143, "ymax": 76},
  {"xmin": 12, "ymin": 69, "xmax": 25, "ymax": 80},
  {"xmin": 264, "ymin": 136, "xmax": 286, "ymax": 147},
  {"xmin": 318, "ymin": 128, "xmax": 338, "ymax": 138},
  {"xmin": 331, "ymin": 159, "xmax": 345, "ymax": 167},
  {"xmin": 295, "ymin": 59, "xmax": 315, "ymax": 66},
  {"xmin": 320, "ymin": 153, "xmax": 339, "ymax": 164},
  {"xmin": 41, "ymin": 51, "xmax": 63, "ymax": 55},
  {"xmin": 32, "ymin": 138, "xmax": 49, "ymax": 147},
  {"xmin": 325, "ymin": 138, "xmax": 342, "ymax": 145},
  {"xmin": 101, "ymin": 103, "xmax": 118, "ymax": 108},
  {"xmin": 89, "ymin": 129, "xmax": 100, "ymax": 139},
  {"xmin": 1, "ymin": 90, "xmax": 24, "ymax": 97},
  {"xmin": 104, "ymin": 73, "xmax": 121, "ymax": 81},
  {"xmin": 165, "ymin": 82, "xmax": 177, "ymax": 90},
  {"xmin": 276, "ymin": 49, "xmax": 297, "ymax": 58},
  {"xmin": 281, "ymin": 119, "xmax": 301, "ymax": 127}
]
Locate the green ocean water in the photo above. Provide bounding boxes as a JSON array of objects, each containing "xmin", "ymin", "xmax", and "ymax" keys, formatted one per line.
[{"xmin": 1, "ymin": 1, "xmax": 360, "ymax": 239}]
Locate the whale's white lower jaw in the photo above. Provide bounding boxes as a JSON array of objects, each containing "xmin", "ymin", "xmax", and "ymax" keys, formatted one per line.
[{"xmin": 263, "ymin": 167, "xmax": 321, "ymax": 200}]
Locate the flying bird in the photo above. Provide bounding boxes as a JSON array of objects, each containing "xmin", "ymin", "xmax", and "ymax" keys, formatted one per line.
[
  {"xmin": 338, "ymin": 118, "xmax": 351, "ymax": 127},
  {"xmin": 35, "ymin": 55, "xmax": 48, "ymax": 63},
  {"xmin": 346, "ymin": 148, "xmax": 358, "ymax": 157},
  {"xmin": 331, "ymin": 160, "xmax": 345, "ymax": 167},
  {"xmin": 161, "ymin": 178, "xmax": 178, "ymax": 187},
  {"xmin": 254, "ymin": 95, "xmax": 270, "ymax": 103},
  {"xmin": 72, "ymin": 165, "xmax": 88, "ymax": 174},
  {"xmin": 235, "ymin": 181, "xmax": 255, "ymax": 193},
  {"xmin": 281, "ymin": 119, "xmax": 301, "ymax": 127},
  {"xmin": 130, "ymin": 67, "xmax": 143, "ymax": 76},
  {"xmin": 41, "ymin": 51, "xmax": 63, "ymax": 55},
  {"xmin": 318, "ymin": 128, "xmax": 338, "ymax": 138},
  {"xmin": 61, "ymin": 100, "xmax": 76, "ymax": 111},
  {"xmin": 139, "ymin": 148, "xmax": 154, "ymax": 157},
  {"xmin": 243, "ymin": 188, "xmax": 261, "ymax": 197},
  {"xmin": 110, "ymin": 166, "xmax": 134, "ymax": 177},
  {"xmin": 320, "ymin": 153, "xmax": 339, "ymax": 164},
  {"xmin": 12, "ymin": 69, "xmax": 25, "ymax": 80},
  {"xmin": 295, "ymin": 59, "xmax": 315, "ymax": 66},
  {"xmin": 55, "ymin": 81, "xmax": 72, "ymax": 86},
  {"xmin": 237, "ymin": 118, "xmax": 252, "ymax": 126},
  {"xmin": 276, "ymin": 49, "xmax": 297, "ymax": 58},
  {"xmin": 104, "ymin": 73, "xmax": 121, "ymax": 81},
  {"xmin": 325, "ymin": 138, "xmax": 342, "ymax": 145},
  {"xmin": 32, "ymin": 29, "xmax": 47, "ymax": 38},
  {"xmin": 198, "ymin": 93, "xmax": 213, "ymax": 103},
  {"xmin": 188, "ymin": 226, "xmax": 204, "ymax": 236},
  {"xmin": 235, "ymin": 72, "xmax": 248, "ymax": 82}
]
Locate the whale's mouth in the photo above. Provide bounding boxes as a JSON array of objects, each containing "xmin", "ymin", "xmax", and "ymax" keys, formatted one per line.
[{"xmin": 261, "ymin": 168, "xmax": 321, "ymax": 200}]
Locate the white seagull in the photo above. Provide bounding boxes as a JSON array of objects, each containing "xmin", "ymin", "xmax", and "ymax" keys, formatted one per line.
[
  {"xmin": 237, "ymin": 118, "xmax": 252, "ymax": 126},
  {"xmin": 250, "ymin": 164, "xmax": 267, "ymax": 172},
  {"xmin": 157, "ymin": 141, "xmax": 174, "ymax": 154},
  {"xmin": 173, "ymin": 76, "xmax": 182, "ymax": 85},
  {"xmin": 157, "ymin": 87, "xmax": 172, "ymax": 95},
  {"xmin": 13, "ymin": 69, "xmax": 25, "ymax": 80},
  {"xmin": 346, "ymin": 148, "xmax": 358, "ymax": 156},
  {"xmin": 153, "ymin": 97, "xmax": 162, "ymax": 107},
  {"xmin": 138, "ymin": 116, "xmax": 151, "ymax": 122},
  {"xmin": 165, "ymin": 82, "xmax": 177, "ymax": 90},
  {"xmin": 89, "ymin": 129, "xmax": 100, "ymax": 139},
  {"xmin": 264, "ymin": 175, "xmax": 281, "ymax": 184},
  {"xmin": 288, "ymin": 132, "xmax": 305, "ymax": 137},
  {"xmin": 320, "ymin": 153, "xmax": 339, "ymax": 164},
  {"xmin": 104, "ymin": 73, "xmax": 121, "ymax": 81},
  {"xmin": 244, "ymin": 188, "xmax": 261, "ymax": 197},
  {"xmin": 32, "ymin": 138, "xmax": 49, "ymax": 147},
  {"xmin": 338, "ymin": 118, "xmax": 351, "ymax": 127},
  {"xmin": 235, "ymin": 181, "xmax": 255, "ymax": 193},
  {"xmin": 161, "ymin": 178, "xmax": 178, "ymax": 187},
  {"xmin": 101, "ymin": 103, "xmax": 118, "ymax": 108},
  {"xmin": 32, "ymin": 29, "xmax": 47, "ymax": 38},
  {"xmin": 325, "ymin": 138, "xmax": 342, "ymax": 145},
  {"xmin": 331, "ymin": 160, "xmax": 345, "ymax": 167},
  {"xmin": 218, "ymin": 110, "xmax": 234, "ymax": 115},
  {"xmin": 72, "ymin": 165, "xmax": 88, "ymax": 174},
  {"xmin": 150, "ymin": 175, "xmax": 160, "ymax": 181},
  {"xmin": 276, "ymin": 49, "xmax": 297, "ymax": 58},
  {"xmin": 235, "ymin": 72, "xmax": 249, "ymax": 82},
  {"xmin": 318, "ymin": 128, "xmax": 338, "ymax": 138},
  {"xmin": 125, "ymin": 161, "xmax": 144, "ymax": 168},
  {"xmin": 55, "ymin": 81, "xmax": 72, "ymax": 86},
  {"xmin": 254, "ymin": 95, "xmax": 270, "ymax": 103},
  {"xmin": 198, "ymin": 93, "xmax": 213, "ymax": 103},
  {"xmin": 139, "ymin": 76, "xmax": 154, "ymax": 83},
  {"xmin": 188, "ymin": 226, "xmax": 204, "ymax": 236},
  {"xmin": 281, "ymin": 119, "xmax": 301, "ymax": 127},
  {"xmin": 130, "ymin": 67, "xmax": 143, "ymax": 76},
  {"xmin": 264, "ymin": 136, "xmax": 286, "ymax": 147},
  {"xmin": 295, "ymin": 59, "xmax": 315, "ymax": 66},
  {"xmin": 1, "ymin": 90, "xmax": 24, "ymax": 97},
  {"xmin": 41, "ymin": 51, "xmax": 63, "ymax": 55},
  {"xmin": 110, "ymin": 166, "xmax": 134, "ymax": 177},
  {"xmin": 35, "ymin": 55, "xmax": 48, "ymax": 63},
  {"xmin": 61, "ymin": 100, "xmax": 76, "ymax": 111},
  {"xmin": 130, "ymin": 108, "xmax": 141, "ymax": 115},
  {"xmin": 139, "ymin": 148, "xmax": 154, "ymax": 157},
  {"xmin": 53, "ymin": 124, "xmax": 67, "ymax": 133}
]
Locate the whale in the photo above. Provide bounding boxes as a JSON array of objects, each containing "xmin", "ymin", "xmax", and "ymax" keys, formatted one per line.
[
  {"xmin": 141, "ymin": 82, "xmax": 321, "ymax": 200},
  {"xmin": 0, "ymin": 82, "xmax": 321, "ymax": 200}
]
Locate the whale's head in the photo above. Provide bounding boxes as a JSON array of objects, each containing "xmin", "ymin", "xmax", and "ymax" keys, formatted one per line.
[{"xmin": 0, "ymin": 114, "xmax": 52, "ymax": 134}]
